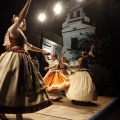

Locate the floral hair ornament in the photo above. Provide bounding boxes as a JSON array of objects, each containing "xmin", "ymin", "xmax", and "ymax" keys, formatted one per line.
[
  {"xmin": 13, "ymin": 14, "xmax": 16, "ymax": 19},
  {"xmin": 12, "ymin": 15, "xmax": 18, "ymax": 23}
]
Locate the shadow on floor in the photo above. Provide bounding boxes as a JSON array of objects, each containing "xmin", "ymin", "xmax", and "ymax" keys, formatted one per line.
[
  {"xmin": 71, "ymin": 100, "xmax": 98, "ymax": 106},
  {"xmin": 9, "ymin": 118, "xmax": 33, "ymax": 120}
]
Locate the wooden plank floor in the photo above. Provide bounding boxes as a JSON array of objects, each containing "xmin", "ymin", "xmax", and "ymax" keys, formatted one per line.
[{"xmin": 5, "ymin": 93, "xmax": 117, "ymax": 120}]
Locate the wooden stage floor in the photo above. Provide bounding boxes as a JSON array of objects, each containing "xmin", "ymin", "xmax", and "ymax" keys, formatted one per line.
[{"xmin": 5, "ymin": 93, "xmax": 117, "ymax": 120}]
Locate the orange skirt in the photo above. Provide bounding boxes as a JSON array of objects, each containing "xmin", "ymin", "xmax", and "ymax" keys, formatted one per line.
[{"xmin": 43, "ymin": 70, "xmax": 70, "ymax": 92}]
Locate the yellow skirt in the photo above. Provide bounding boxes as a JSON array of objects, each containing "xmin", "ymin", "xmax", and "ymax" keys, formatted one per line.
[{"xmin": 43, "ymin": 70, "xmax": 70, "ymax": 92}]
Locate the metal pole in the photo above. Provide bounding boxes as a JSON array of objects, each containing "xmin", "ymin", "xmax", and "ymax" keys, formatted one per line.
[{"xmin": 39, "ymin": 27, "xmax": 43, "ymax": 76}]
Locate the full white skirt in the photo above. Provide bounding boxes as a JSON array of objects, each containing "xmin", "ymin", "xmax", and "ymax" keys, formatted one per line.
[{"xmin": 66, "ymin": 70, "xmax": 97, "ymax": 101}]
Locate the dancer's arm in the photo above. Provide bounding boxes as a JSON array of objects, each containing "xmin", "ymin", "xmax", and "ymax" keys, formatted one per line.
[
  {"xmin": 78, "ymin": 58, "xmax": 82, "ymax": 70},
  {"xmin": 18, "ymin": 0, "xmax": 32, "ymax": 24},
  {"xmin": 66, "ymin": 65, "xmax": 76, "ymax": 73},
  {"xmin": 88, "ymin": 45, "xmax": 95, "ymax": 57},
  {"xmin": 25, "ymin": 42, "xmax": 48, "ymax": 54},
  {"xmin": 44, "ymin": 65, "xmax": 57, "ymax": 71}
]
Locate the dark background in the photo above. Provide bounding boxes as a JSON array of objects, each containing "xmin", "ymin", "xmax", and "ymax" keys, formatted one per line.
[
  {"xmin": 0, "ymin": 0, "xmax": 68, "ymax": 53},
  {"xmin": 0, "ymin": 0, "xmax": 120, "ymax": 52},
  {"xmin": 0, "ymin": 0, "xmax": 120, "ymax": 96}
]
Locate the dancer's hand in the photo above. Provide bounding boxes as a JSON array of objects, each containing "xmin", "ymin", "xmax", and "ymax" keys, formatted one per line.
[
  {"xmin": 43, "ymin": 51, "xmax": 50, "ymax": 55},
  {"xmin": 44, "ymin": 67, "xmax": 49, "ymax": 70}
]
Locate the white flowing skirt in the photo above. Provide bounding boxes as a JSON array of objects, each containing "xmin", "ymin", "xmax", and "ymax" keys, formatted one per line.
[
  {"xmin": 66, "ymin": 70, "xmax": 97, "ymax": 101},
  {"xmin": 0, "ymin": 51, "xmax": 52, "ymax": 113}
]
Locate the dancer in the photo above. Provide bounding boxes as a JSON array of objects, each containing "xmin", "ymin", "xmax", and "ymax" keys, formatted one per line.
[
  {"xmin": 43, "ymin": 53, "xmax": 70, "ymax": 101},
  {"xmin": 66, "ymin": 45, "xmax": 97, "ymax": 104},
  {"xmin": 0, "ymin": 0, "xmax": 52, "ymax": 120},
  {"xmin": 59, "ymin": 53, "xmax": 76, "ymax": 77}
]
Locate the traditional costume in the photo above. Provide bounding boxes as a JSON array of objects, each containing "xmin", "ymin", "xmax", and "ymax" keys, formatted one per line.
[
  {"xmin": 66, "ymin": 54, "xmax": 97, "ymax": 101},
  {"xmin": 0, "ymin": 22, "xmax": 52, "ymax": 114},
  {"xmin": 43, "ymin": 56, "xmax": 70, "ymax": 92}
]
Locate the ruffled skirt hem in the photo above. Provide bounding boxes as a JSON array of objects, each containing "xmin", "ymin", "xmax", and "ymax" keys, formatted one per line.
[
  {"xmin": 0, "ymin": 100, "xmax": 52, "ymax": 114},
  {"xmin": 44, "ymin": 71, "xmax": 70, "ymax": 92}
]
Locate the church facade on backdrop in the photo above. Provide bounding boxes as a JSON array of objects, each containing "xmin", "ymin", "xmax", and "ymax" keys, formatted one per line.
[{"xmin": 62, "ymin": 1, "xmax": 95, "ymax": 66}]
